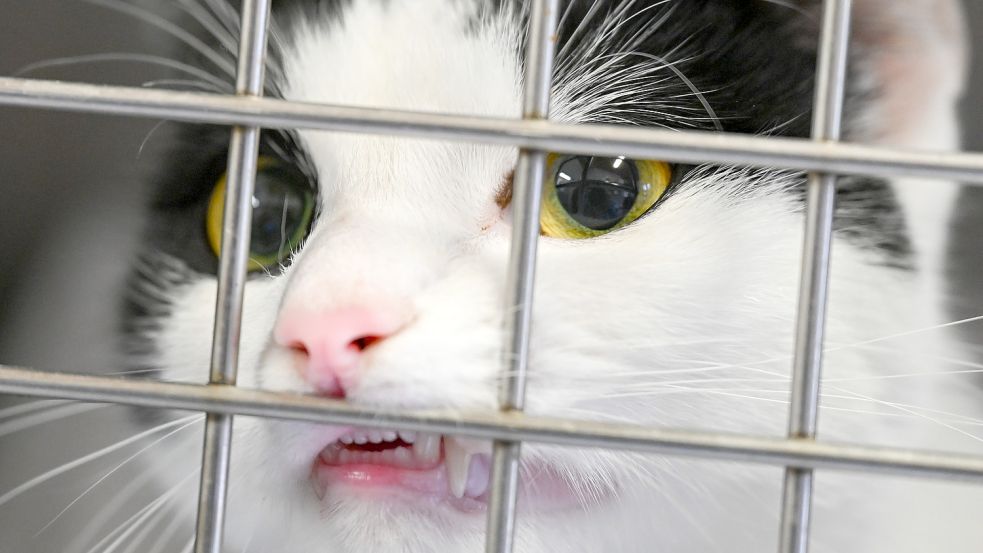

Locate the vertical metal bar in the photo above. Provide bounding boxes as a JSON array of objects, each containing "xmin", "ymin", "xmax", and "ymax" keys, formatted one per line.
[
  {"xmin": 485, "ymin": 1, "xmax": 559, "ymax": 552},
  {"xmin": 777, "ymin": 1, "xmax": 852, "ymax": 552},
  {"xmin": 192, "ymin": 1, "xmax": 271, "ymax": 552}
]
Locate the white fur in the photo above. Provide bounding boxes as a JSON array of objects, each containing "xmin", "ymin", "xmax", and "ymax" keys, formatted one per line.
[{"xmin": 139, "ymin": 1, "xmax": 983, "ymax": 552}]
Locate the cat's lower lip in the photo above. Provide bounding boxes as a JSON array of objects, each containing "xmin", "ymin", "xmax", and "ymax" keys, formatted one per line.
[
  {"xmin": 310, "ymin": 430, "xmax": 492, "ymax": 512},
  {"xmin": 311, "ymin": 460, "xmax": 491, "ymax": 512}
]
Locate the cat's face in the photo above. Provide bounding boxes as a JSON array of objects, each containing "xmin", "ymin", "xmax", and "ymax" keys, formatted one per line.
[{"xmin": 126, "ymin": 1, "xmax": 973, "ymax": 551}]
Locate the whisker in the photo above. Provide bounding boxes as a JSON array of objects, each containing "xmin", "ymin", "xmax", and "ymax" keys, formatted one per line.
[
  {"xmin": 625, "ymin": 50, "xmax": 722, "ymax": 129},
  {"xmin": 200, "ymin": 0, "xmax": 240, "ymax": 37},
  {"xmin": 69, "ymin": 443, "xmax": 189, "ymax": 553},
  {"xmin": 0, "ymin": 399, "xmax": 69, "ymax": 420},
  {"xmin": 556, "ymin": 0, "xmax": 606, "ymax": 61},
  {"xmin": 123, "ymin": 499, "xmax": 172, "ymax": 553},
  {"xmin": 825, "ymin": 387, "xmax": 983, "ymax": 444},
  {"xmin": 137, "ymin": 120, "xmax": 171, "ymax": 159},
  {"xmin": 82, "ymin": 469, "xmax": 199, "ymax": 553},
  {"xmin": 757, "ymin": 0, "xmax": 813, "ymax": 17},
  {"xmin": 543, "ymin": 315, "xmax": 983, "ymax": 386},
  {"xmin": 14, "ymin": 53, "xmax": 231, "ymax": 91},
  {"xmin": 820, "ymin": 390, "xmax": 983, "ymax": 427},
  {"xmin": 175, "ymin": 0, "xmax": 238, "ymax": 55},
  {"xmin": 0, "ymin": 402, "xmax": 106, "ymax": 438},
  {"xmin": 617, "ymin": 376, "xmax": 789, "ymax": 389},
  {"xmin": 142, "ymin": 78, "xmax": 229, "ymax": 93},
  {"xmin": 35, "ymin": 416, "xmax": 202, "ymax": 536},
  {"xmin": 145, "ymin": 509, "xmax": 188, "ymax": 553},
  {"xmin": 78, "ymin": 0, "xmax": 236, "ymax": 78},
  {"xmin": 0, "ymin": 414, "xmax": 201, "ymax": 509},
  {"xmin": 832, "ymin": 314, "xmax": 983, "ymax": 349}
]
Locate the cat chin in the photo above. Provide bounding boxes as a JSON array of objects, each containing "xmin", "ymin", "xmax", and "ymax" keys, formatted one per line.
[{"xmin": 221, "ymin": 481, "xmax": 666, "ymax": 553}]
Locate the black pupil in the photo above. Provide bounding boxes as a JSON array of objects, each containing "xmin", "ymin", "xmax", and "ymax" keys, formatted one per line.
[
  {"xmin": 554, "ymin": 156, "xmax": 638, "ymax": 230},
  {"xmin": 249, "ymin": 166, "xmax": 310, "ymax": 259}
]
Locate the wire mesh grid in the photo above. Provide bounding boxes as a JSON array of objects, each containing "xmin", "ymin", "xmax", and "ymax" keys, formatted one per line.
[{"xmin": 2, "ymin": 0, "xmax": 983, "ymax": 552}]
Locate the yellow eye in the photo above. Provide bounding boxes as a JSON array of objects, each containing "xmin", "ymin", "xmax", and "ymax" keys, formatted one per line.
[
  {"xmin": 206, "ymin": 156, "xmax": 315, "ymax": 271},
  {"xmin": 540, "ymin": 154, "xmax": 672, "ymax": 239}
]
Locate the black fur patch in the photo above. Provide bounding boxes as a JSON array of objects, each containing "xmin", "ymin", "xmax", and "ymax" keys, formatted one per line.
[{"xmin": 830, "ymin": 176, "xmax": 913, "ymax": 269}]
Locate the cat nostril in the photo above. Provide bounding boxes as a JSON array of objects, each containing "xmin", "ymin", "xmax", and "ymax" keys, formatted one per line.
[
  {"xmin": 351, "ymin": 335, "xmax": 382, "ymax": 352},
  {"xmin": 288, "ymin": 341, "xmax": 309, "ymax": 355},
  {"xmin": 320, "ymin": 385, "xmax": 347, "ymax": 400}
]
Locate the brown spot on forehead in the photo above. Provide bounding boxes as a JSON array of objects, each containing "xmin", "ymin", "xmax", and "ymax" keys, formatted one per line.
[{"xmin": 495, "ymin": 170, "xmax": 514, "ymax": 209}]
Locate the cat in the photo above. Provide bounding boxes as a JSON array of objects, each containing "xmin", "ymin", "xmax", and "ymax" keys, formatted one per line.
[{"xmin": 6, "ymin": 0, "xmax": 983, "ymax": 552}]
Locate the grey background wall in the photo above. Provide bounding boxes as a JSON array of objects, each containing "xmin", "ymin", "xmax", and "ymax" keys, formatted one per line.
[
  {"xmin": 0, "ymin": 1, "xmax": 180, "ymax": 373},
  {"xmin": 951, "ymin": 1, "xmax": 983, "ymax": 344}
]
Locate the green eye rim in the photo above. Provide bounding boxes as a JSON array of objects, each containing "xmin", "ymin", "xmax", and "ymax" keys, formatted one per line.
[
  {"xmin": 540, "ymin": 154, "xmax": 672, "ymax": 239},
  {"xmin": 205, "ymin": 156, "xmax": 315, "ymax": 272}
]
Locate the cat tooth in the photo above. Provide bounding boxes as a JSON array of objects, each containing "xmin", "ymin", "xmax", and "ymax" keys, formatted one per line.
[
  {"xmin": 398, "ymin": 431, "xmax": 417, "ymax": 444},
  {"xmin": 378, "ymin": 449, "xmax": 395, "ymax": 464},
  {"xmin": 414, "ymin": 433, "xmax": 441, "ymax": 464},
  {"xmin": 444, "ymin": 438, "xmax": 472, "ymax": 499},
  {"xmin": 368, "ymin": 431, "xmax": 383, "ymax": 444},
  {"xmin": 393, "ymin": 447, "xmax": 412, "ymax": 467},
  {"xmin": 337, "ymin": 448, "xmax": 353, "ymax": 465},
  {"xmin": 318, "ymin": 447, "xmax": 337, "ymax": 464},
  {"xmin": 353, "ymin": 434, "xmax": 368, "ymax": 445},
  {"xmin": 339, "ymin": 435, "xmax": 354, "ymax": 445},
  {"xmin": 465, "ymin": 454, "xmax": 491, "ymax": 498},
  {"xmin": 382, "ymin": 431, "xmax": 398, "ymax": 443}
]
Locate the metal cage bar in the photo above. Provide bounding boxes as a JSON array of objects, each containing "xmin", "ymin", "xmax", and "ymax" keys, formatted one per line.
[
  {"xmin": 485, "ymin": 2, "xmax": 559, "ymax": 551},
  {"xmin": 4, "ymin": 365, "xmax": 983, "ymax": 482},
  {"xmin": 778, "ymin": 1, "xmax": 853, "ymax": 552},
  {"xmin": 4, "ymin": 78, "xmax": 983, "ymax": 183},
  {"xmin": 192, "ymin": 1, "xmax": 271, "ymax": 552}
]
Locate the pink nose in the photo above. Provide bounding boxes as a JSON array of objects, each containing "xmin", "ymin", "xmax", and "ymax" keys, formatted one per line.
[{"xmin": 273, "ymin": 307, "xmax": 404, "ymax": 397}]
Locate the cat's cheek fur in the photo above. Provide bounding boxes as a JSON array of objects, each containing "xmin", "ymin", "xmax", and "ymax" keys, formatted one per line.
[{"xmin": 156, "ymin": 277, "xmax": 285, "ymax": 389}]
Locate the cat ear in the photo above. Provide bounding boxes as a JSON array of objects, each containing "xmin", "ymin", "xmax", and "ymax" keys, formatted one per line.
[{"xmin": 845, "ymin": 0, "xmax": 969, "ymax": 149}]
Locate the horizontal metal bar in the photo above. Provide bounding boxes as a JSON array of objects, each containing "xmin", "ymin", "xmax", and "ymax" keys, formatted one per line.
[
  {"xmin": 2, "ymin": 77, "xmax": 983, "ymax": 184},
  {"xmin": 2, "ymin": 365, "xmax": 983, "ymax": 483}
]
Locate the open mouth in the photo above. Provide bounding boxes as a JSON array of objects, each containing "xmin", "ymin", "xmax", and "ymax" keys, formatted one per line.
[{"xmin": 311, "ymin": 428, "xmax": 492, "ymax": 509}]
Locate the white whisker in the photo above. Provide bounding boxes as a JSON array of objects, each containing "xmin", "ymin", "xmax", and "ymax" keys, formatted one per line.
[
  {"xmin": 175, "ymin": 0, "xmax": 238, "ymax": 54},
  {"xmin": 0, "ymin": 399, "xmax": 69, "ymax": 421},
  {"xmin": 137, "ymin": 120, "xmax": 171, "ymax": 159},
  {"xmin": 142, "ymin": 79, "xmax": 229, "ymax": 93},
  {"xmin": 0, "ymin": 415, "xmax": 201, "ymax": 509},
  {"xmin": 15, "ymin": 53, "xmax": 231, "ymax": 91},
  {"xmin": 70, "ymin": 445, "xmax": 188, "ymax": 553},
  {"xmin": 825, "ymin": 387, "xmax": 983, "ymax": 444},
  {"xmin": 145, "ymin": 509, "xmax": 188, "ymax": 553},
  {"xmin": 36, "ymin": 416, "xmax": 202, "ymax": 536},
  {"xmin": 0, "ymin": 402, "xmax": 106, "ymax": 438},
  {"xmin": 78, "ymin": 0, "xmax": 236, "ymax": 77},
  {"xmin": 82, "ymin": 469, "xmax": 199, "ymax": 553}
]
